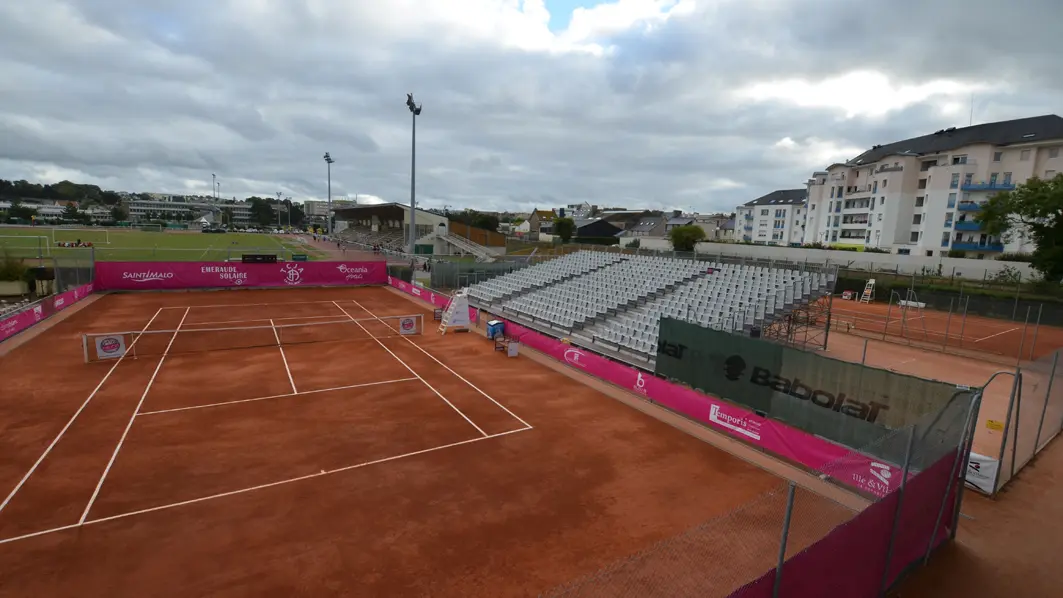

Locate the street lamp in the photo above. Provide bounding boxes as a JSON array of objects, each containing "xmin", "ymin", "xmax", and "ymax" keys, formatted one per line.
[
  {"xmin": 323, "ymin": 152, "xmax": 335, "ymax": 236},
  {"xmin": 406, "ymin": 93, "xmax": 422, "ymax": 256},
  {"xmin": 285, "ymin": 197, "xmax": 292, "ymax": 229},
  {"xmin": 276, "ymin": 191, "xmax": 283, "ymax": 229},
  {"xmin": 212, "ymin": 173, "xmax": 216, "ymax": 202}
]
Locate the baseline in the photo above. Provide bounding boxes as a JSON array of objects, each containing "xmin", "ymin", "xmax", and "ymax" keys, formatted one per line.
[
  {"xmin": 79, "ymin": 307, "xmax": 191, "ymax": 523},
  {"xmin": 0, "ymin": 426, "xmax": 533, "ymax": 546},
  {"xmin": 0, "ymin": 307, "xmax": 165, "ymax": 518}
]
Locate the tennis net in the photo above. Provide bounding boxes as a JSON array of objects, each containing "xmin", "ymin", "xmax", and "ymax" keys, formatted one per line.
[{"xmin": 82, "ymin": 313, "xmax": 424, "ymax": 363}]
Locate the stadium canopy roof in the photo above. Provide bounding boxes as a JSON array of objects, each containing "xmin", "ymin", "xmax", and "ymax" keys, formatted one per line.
[{"xmin": 332, "ymin": 202, "xmax": 443, "ymax": 225}]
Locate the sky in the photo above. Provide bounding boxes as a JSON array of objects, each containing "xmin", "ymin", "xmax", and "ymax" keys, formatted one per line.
[{"xmin": 1, "ymin": 0, "xmax": 1061, "ymax": 214}]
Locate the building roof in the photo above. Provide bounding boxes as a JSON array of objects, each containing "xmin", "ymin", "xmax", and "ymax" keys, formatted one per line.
[
  {"xmin": 721, "ymin": 218, "xmax": 735, "ymax": 231},
  {"xmin": 666, "ymin": 217, "xmax": 695, "ymax": 226},
  {"xmin": 743, "ymin": 189, "xmax": 807, "ymax": 207},
  {"xmin": 847, "ymin": 114, "xmax": 1063, "ymax": 166},
  {"xmin": 628, "ymin": 216, "xmax": 664, "ymax": 233},
  {"xmin": 532, "ymin": 209, "xmax": 555, "ymax": 220}
]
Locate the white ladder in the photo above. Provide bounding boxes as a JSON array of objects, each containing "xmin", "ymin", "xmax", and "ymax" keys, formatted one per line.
[
  {"xmin": 439, "ymin": 288, "xmax": 472, "ymax": 335},
  {"xmin": 860, "ymin": 279, "xmax": 875, "ymax": 303}
]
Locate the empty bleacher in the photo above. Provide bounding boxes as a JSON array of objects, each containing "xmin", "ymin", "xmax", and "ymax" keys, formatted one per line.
[
  {"xmin": 468, "ymin": 251, "xmax": 622, "ymax": 304},
  {"xmin": 467, "ymin": 250, "xmax": 835, "ymax": 364},
  {"xmin": 500, "ymin": 255, "xmax": 706, "ymax": 330}
]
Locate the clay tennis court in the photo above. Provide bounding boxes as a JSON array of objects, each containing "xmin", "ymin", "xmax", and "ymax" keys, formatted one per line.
[
  {"xmin": 830, "ymin": 298, "xmax": 1063, "ymax": 361},
  {"xmin": 0, "ymin": 286, "xmax": 855, "ymax": 597}
]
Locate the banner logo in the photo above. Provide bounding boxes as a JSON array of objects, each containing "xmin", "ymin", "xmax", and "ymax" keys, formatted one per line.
[
  {"xmin": 280, "ymin": 263, "xmax": 304, "ymax": 285},
  {"xmin": 33, "ymin": 305, "xmax": 43, "ymax": 321},
  {"xmin": 399, "ymin": 317, "xmax": 417, "ymax": 335},
  {"xmin": 747, "ymin": 364, "xmax": 889, "ymax": 423},
  {"xmin": 95, "ymin": 335, "xmax": 127, "ymax": 359},
  {"xmin": 709, "ymin": 405, "xmax": 762, "ymax": 441},
  {"xmin": 634, "ymin": 371, "xmax": 648, "ymax": 394},
  {"xmin": 869, "ymin": 462, "xmax": 892, "ymax": 486},
  {"xmin": 723, "ymin": 355, "xmax": 746, "ymax": 381},
  {"xmin": 121, "ymin": 270, "xmax": 174, "ymax": 282},
  {"xmin": 563, "ymin": 348, "xmax": 587, "ymax": 368}
]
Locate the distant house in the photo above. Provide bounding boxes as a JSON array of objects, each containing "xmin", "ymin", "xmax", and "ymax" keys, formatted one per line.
[
  {"xmin": 618, "ymin": 215, "xmax": 665, "ymax": 237},
  {"xmin": 693, "ymin": 213, "xmax": 733, "ymax": 241},
  {"xmin": 574, "ymin": 218, "xmax": 623, "ymax": 238},
  {"xmin": 664, "ymin": 216, "xmax": 695, "ymax": 233},
  {"xmin": 527, "ymin": 208, "xmax": 556, "ymax": 233}
]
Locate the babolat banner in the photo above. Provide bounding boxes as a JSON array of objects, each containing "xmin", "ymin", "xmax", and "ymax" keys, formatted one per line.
[{"xmin": 654, "ymin": 317, "xmax": 966, "ymax": 450}]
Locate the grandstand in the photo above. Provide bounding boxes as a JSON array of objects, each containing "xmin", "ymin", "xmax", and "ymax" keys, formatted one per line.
[
  {"xmin": 468, "ymin": 250, "xmax": 836, "ymax": 365},
  {"xmin": 338, "ymin": 226, "xmax": 405, "ymax": 251}
]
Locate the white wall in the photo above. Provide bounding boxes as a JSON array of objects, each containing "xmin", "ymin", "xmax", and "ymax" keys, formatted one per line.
[{"xmin": 689, "ymin": 242, "xmax": 1038, "ymax": 279}]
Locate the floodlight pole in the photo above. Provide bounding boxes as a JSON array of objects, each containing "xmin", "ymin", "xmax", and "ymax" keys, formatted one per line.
[
  {"xmin": 276, "ymin": 191, "xmax": 282, "ymax": 229},
  {"xmin": 406, "ymin": 93, "xmax": 422, "ymax": 256},
  {"xmin": 324, "ymin": 152, "xmax": 334, "ymax": 236}
]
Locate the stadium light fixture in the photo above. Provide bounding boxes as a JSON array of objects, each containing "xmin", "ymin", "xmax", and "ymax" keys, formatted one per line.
[
  {"xmin": 323, "ymin": 152, "xmax": 335, "ymax": 236},
  {"xmin": 406, "ymin": 94, "xmax": 422, "ymax": 255}
]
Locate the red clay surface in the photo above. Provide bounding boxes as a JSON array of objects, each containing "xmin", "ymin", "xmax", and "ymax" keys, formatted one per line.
[
  {"xmin": 0, "ymin": 286, "xmax": 854, "ymax": 597},
  {"xmin": 831, "ymin": 298, "xmax": 1063, "ymax": 362}
]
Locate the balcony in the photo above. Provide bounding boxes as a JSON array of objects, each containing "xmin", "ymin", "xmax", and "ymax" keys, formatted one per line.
[
  {"xmin": 954, "ymin": 220, "xmax": 983, "ymax": 231},
  {"xmin": 957, "ymin": 201, "xmax": 987, "ymax": 212},
  {"xmin": 952, "ymin": 242, "xmax": 1004, "ymax": 252},
  {"xmin": 743, "ymin": 225, "xmax": 752, "ymax": 231},
  {"xmin": 962, "ymin": 181, "xmax": 1016, "ymax": 192}
]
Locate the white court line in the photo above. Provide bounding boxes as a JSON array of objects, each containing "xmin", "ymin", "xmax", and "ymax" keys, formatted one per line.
[
  {"xmin": 165, "ymin": 300, "xmax": 356, "ymax": 310},
  {"xmin": 270, "ymin": 318, "xmax": 298, "ymax": 394},
  {"xmin": 331, "ymin": 301, "xmax": 488, "ymax": 437},
  {"xmin": 0, "ymin": 307, "xmax": 165, "ymax": 518},
  {"xmin": 349, "ymin": 299, "xmax": 533, "ymax": 430},
  {"xmin": 79, "ymin": 307, "xmax": 191, "ymax": 524},
  {"xmin": 973, "ymin": 326, "xmax": 1020, "ymax": 343},
  {"xmin": 137, "ymin": 377, "xmax": 419, "ymax": 416},
  {"xmin": 0, "ymin": 426, "xmax": 533, "ymax": 547},
  {"xmin": 184, "ymin": 314, "xmax": 344, "ymax": 327},
  {"xmin": 197, "ymin": 245, "xmax": 214, "ymax": 260}
]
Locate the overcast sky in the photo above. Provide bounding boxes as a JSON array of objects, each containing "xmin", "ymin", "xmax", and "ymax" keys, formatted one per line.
[{"xmin": 2, "ymin": 0, "xmax": 1061, "ymax": 213}]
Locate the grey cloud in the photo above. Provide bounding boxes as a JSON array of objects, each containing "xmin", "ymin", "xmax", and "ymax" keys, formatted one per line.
[{"xmin": 0, "ymin": 0, "xmax": 1060, "ymax": 215}]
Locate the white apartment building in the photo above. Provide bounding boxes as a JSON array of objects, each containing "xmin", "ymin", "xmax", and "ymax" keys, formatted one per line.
[
  {"xmin": 806, "ymin": 114, "xmax": 1062, "ymax": 257},
  {"xmin": 303, "ymin": 199, "xmax": 358, "ymax": 220},
  {"xmin": 735, "ymin": 189, "xmax": 808, "ymax": 246},
  {"xmin": 125, "ymin": 194, "xmax": 252, "ymax": 225}
]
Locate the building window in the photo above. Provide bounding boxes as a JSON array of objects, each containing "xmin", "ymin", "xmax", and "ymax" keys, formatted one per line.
[
  {"xmin": 947, "ymin": 193, "xmax": 957, "ymax": 208},
  {"xmin": 920, "ymin": 161, "xmax": 935, "ymax": 172},
  {"xmin": 760, "ymin": 209, "xmax": 769, "ymax": 216},
  {"xmin": 952, "ymin": 155, "xmax": 968, "ymax": 165},
  {"xmin": 878, "ymin": 213, "xmax": 883, "ymax": 222},
  {"xmin": 915, "ymin": 196, "xmax": 925, "ymax": 207},
  {"xmin": 872, "ymin": 181, "xmax": 878, "ymax": 193},
  {"xmin": 945, "ymin": 213, "xmax": 954, "ymax": 227},
  {"xmin": 963, "ymin": 173, "xmax": 973, "ymax": 186},
  {"xmin": 920, "ymin": 178, "xmax": 929, "ymax": 190},
  {"xmin": 949, "ymin": 173, "xmax": 959, "ymax": 189},
  {"xmin": 910, "ymin": 231, "xmax": 920, "ymax": 243},
  {"xmin": 831, "ymin": 231, "xmax": 838, "ymax": 242},
  {"xmin": 993, "ymin": 151, "xmax": 1003, "ymax": 162},
  {"xmin": 898, "ymin": 248, "xmax": 911, "ymax": 255},
  {"xmin": 941, "ymin": 232, "xmax": 950, "ymax": 246},
  {"xmin": 1003, "ymin": 172, "xmax": 1013, "ymax": 184},
  {"xmin": 882, "ymin": 180, "xmax": 887, "ymax": 188},
  {"xmin": 913, "ymin": 214, "xmax": 922, "ymax": 225},
  {"xmin": 989, "ymin": 173, "xmax": 998, "ymax": 185},
  {"xmin": 1050, "ymin": 148, "xmax": 1060, "ymax": 159}
]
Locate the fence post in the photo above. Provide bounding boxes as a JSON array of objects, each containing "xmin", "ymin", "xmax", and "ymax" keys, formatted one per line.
[
  {"xmin": 1015, "ymin": 305, "xmax": 1031, "ymax": 366},
  {"xmin": 925, "ymin": 390, "xmax": 980, "ymax": 563},
  {"xmin": 1032, "ymin": 352, "xmax": 1060, "ymax": 455},
  {"xmin": 942, "ymin": 298, "xmax": 954, "ymax": 351},
  {"xmin": 772, "ymin": 483, "xmax": 797, "ymax": 598},
  {"xmin": 883, "ymin": 293, "xmax": 895, "ymax": 341},
  {"xmin": 951, "ymin": 391, "xmax": 984, "ymax": 540},
  {"xmin": 879, "ymin": 426, "xmax": 917, "ymax": 597},
  {"xmin": 957, "ymin": 296, "xmax": 970, "ymax": 348},
  {"xmin": 1029, "ymin": 304, "xmax": 1043, "ymax": 361},
  {"xmin": 992, "ymin": 371, "xmax": 1022, "ymax": 493}
]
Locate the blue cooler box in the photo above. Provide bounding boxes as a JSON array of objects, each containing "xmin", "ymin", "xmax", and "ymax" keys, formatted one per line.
[{"xmin": 486, "ymin": 320, "xmax": 504, "ymax": 340}]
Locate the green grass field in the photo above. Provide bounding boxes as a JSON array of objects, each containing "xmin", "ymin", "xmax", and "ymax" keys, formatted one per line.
[{"xmin": 0, "ymin": 226, "xmax": 327, "ymax": 263}]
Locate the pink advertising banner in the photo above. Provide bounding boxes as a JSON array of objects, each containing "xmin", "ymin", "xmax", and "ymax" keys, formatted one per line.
[
  {"xmin": 387, "ymin": 279, "xmax": 904, "ymax": 498},
  {"xmin": 95, "ymin": 261, "xmax": 387, "ymax": 291},
  {"xmin": 388, "ymin": 277, "xmax": 479, "ymax": 321},
  {"xmin": 0, "ymin": 283, "xmax": 95, "ymax": 344}
]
